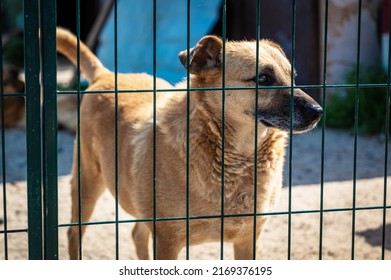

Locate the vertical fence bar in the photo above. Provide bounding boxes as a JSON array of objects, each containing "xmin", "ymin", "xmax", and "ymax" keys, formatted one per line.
[
  {"xmin": 287, "ymin": 0, "xmax": 297, "ymax": 260},
  {"xmin": 382, "ymin": 0, "xmax": 391, "ymax": 261},
  {"xmin": 113, "ymin": 0, "xmax": 120, "ymax": 260},
  {"xmin": 351, "ymin": 0, "xmax": 363, "ymax": 260},
  {"xmin": 0, "ymin": 0, "xmax": 8, "ymax": 260},
  {"xmin": 41, "ymin": 0, "xmax": 58, "ymax": 260},
  {"xmin": 185, "ymin": 0, "xmax": 191, "ymax": 260},
  {"xmin": 220, "ymin": 0, "xmax": 227, "ymax": 260},
  {"xmin": 152, "ymin": 0, "xmax": 158, "ymax": 260},
  {"xmin": 252, "ymin": 0, "xmax": 261, "ymax": 260},
  {"xmin": 24, "ymin": 0, "xmax": 43, "ymax": 260},
  {"xmin": 319, "ymin": 0, "xmax": 329, "ymax": 260},
  {"xmin": 75, "ymin": 0, "xmax": 83, "ymax": 260}
]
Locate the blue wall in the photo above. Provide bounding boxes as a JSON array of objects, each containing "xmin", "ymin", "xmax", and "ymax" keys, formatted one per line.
[{"xmin": 97, "ymin": 0, "xmax": 222, "ymax": 85}]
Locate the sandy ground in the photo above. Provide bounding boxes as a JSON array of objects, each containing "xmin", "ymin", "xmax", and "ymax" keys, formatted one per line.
[{"xmin": 0, "ymin": 128, "xmax": 390, "ymax": 259}]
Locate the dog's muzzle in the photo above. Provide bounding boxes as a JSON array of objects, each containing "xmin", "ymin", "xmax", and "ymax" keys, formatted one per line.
[
  {"xmin": 256, "ymin": 101, "xmax": 323, "ymax": 133},
  {"xmin": 303, "ymin": 103, "xmax": 323, "ymax": 123}
]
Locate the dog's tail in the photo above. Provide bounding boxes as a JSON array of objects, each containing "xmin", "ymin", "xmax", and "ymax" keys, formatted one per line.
[{"xmin": 56, "ymin": 27, "xmax": 110, "ymax": 84}]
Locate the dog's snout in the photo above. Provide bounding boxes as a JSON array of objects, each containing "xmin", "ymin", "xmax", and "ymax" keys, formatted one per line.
[{"xmin": 304, "ymin": 103, "xmax": 323, "ymax": 120}]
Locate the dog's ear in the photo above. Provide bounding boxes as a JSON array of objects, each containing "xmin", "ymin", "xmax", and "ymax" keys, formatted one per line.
[
  {"xmin": 262, "ymin": 39, "xmax": 287, "ymax": 58},
  {"xmin": 178, "ymin": 35, "xmax": 222, "ymax": 75}
]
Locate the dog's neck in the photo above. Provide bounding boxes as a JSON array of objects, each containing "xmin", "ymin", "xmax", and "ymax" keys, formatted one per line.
[
  {"xmin": 159, "ymin": 86, "xmax": 287, "ymax": 200},
  {"xmin": 160, "ymin": 86, "xmax": 286, "ymax": 163}
]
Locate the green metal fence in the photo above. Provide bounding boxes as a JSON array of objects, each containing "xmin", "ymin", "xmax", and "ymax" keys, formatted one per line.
[{"xmin": 0, "ymin": 0, "xmax": 390, "ymax": 260}]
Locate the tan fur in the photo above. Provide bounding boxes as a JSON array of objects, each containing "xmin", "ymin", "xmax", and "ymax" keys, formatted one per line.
[{"xmin": 57, "ymin": 28, "xmax": 321, "ymax": 260}]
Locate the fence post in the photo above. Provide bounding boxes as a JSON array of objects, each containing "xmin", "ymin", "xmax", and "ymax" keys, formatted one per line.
[
  {"xmin": 24, "ymin": 0, "xmax": 43, "ymax": 260},
  {"xmin": 41, "ymin": 0, "xmax": 58, "ymax": 260}
]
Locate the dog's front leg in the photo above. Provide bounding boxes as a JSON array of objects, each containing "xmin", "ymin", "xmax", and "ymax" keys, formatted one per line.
[
  {"xmin": 233, "ymin": 238, "xmax": 257, "ymax": 260},
  {"xmin": 154, "ymin": 223, "xmax": 184, "ymax": 260},
  {"xmin": 132, "ymin": 222, "xmax": 151, "ymax": 260},
  {"xmin": 233, "ymin": 221, "xmax": 263, "ymax": 260}
]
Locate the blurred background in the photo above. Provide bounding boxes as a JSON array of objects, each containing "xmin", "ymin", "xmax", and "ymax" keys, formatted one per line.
[{"xmin": 1, "ymin": 0, "xmax": 385, "ymax": 84}]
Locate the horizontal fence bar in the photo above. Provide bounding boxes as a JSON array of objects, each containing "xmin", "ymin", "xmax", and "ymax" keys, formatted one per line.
[
  {"xmin": 59, "ymin": 204, "xmax": 391, "ymax": 229},
  {"xmin": 0, "ymin": 229, "xmax": 28, "ymax": 234},
  {"xmin": 56, "ymin": 83, "xmax": 391, "ymax": 95},
  {"xmin": 1, "ymin": 81, "xmax": 388, "ymax": 97},
  {"xmin": 1, "ymin": 93, "xmax": 26, "ymax": 97}
]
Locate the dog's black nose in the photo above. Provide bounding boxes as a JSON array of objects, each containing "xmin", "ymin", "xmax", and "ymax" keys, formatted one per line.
[{"xmin": 304, "ymin": 103, "xmax": 323, "ymax": 120}]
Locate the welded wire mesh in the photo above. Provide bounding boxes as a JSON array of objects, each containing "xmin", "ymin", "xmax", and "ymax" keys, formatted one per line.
[{"xmin": 0, "ymin": 0, "xmax": 390, "ymax": 260}]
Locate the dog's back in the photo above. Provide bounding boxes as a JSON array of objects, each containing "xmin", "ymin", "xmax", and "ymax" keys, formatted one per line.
[{"xmin": 56, "ymin": 28, "xmax": 175, "ymax": 191}]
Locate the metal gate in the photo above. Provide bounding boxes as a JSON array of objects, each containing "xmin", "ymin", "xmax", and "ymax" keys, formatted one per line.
[{"xmin": 2, "ymin": 0, "xmax": 59, "ymax": 259}]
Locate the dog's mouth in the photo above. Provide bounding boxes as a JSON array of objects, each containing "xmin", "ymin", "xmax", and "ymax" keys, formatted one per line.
[
  {"xmin": 245, "ymin": 110, "xmax": 276, "ymax": 128},
  {"xmin": 258, "ymin": 116, "xmax": 274, "ymax": 128},
  {"xmin": 255, "ymin": 110, "xmax": 322, "ymax": 133},
  {"xmin": 258, "ymin": 114, "xmax": 287, "ymax": 130},
  {"xmin": 255, "ymin": 112, "xmax": 287, "ymax": 131}
]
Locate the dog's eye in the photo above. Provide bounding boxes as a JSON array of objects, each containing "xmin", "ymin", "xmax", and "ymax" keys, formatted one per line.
[
  {"xmin": 259, "ymin": 74, "xmax": 268, "ymax": 84},
  {"xmin": 252, "ymin": 74, "xmax": 272, "ymax": 86}
]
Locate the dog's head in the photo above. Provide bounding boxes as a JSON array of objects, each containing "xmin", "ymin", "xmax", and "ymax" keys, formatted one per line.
[{"xmin": 178, "ymin": 36, "xmax": 322, "ymax": 134}]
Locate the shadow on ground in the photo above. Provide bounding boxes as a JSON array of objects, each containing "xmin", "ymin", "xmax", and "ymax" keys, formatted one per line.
[{"xmin": 357, "ymin": 224, "xmax": 391, "ymax": 251}]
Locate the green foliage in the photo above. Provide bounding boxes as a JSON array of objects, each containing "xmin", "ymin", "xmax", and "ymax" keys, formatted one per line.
[
  {"xmin": 3, "ymin": 31, "xmax": 24, "ymax": 69},
  {"xmin": 326, "ymin": 64, "xmax": 390, "ymax": 135}
]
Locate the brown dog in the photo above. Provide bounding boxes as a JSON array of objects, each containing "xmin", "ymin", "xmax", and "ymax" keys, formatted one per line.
[
  {"xmin": 1, "ymin": 66, "xmax": 25, "ymax": 128},
  {"xmin": 56, "ymin": 28, "xmax": 322, "ymax": 260},
  {"xmin": 1, "ymin": 65, "xmax": 78, "ymax": 132}
]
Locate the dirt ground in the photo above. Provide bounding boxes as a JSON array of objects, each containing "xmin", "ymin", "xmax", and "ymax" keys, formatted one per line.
[
  {"xmin": 0, "ymin": 175, "xmax": 390, "ymax": 260},
  {"xmin": 0, "ymin": 128, "xmax": 390, "ymax": 259}
]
